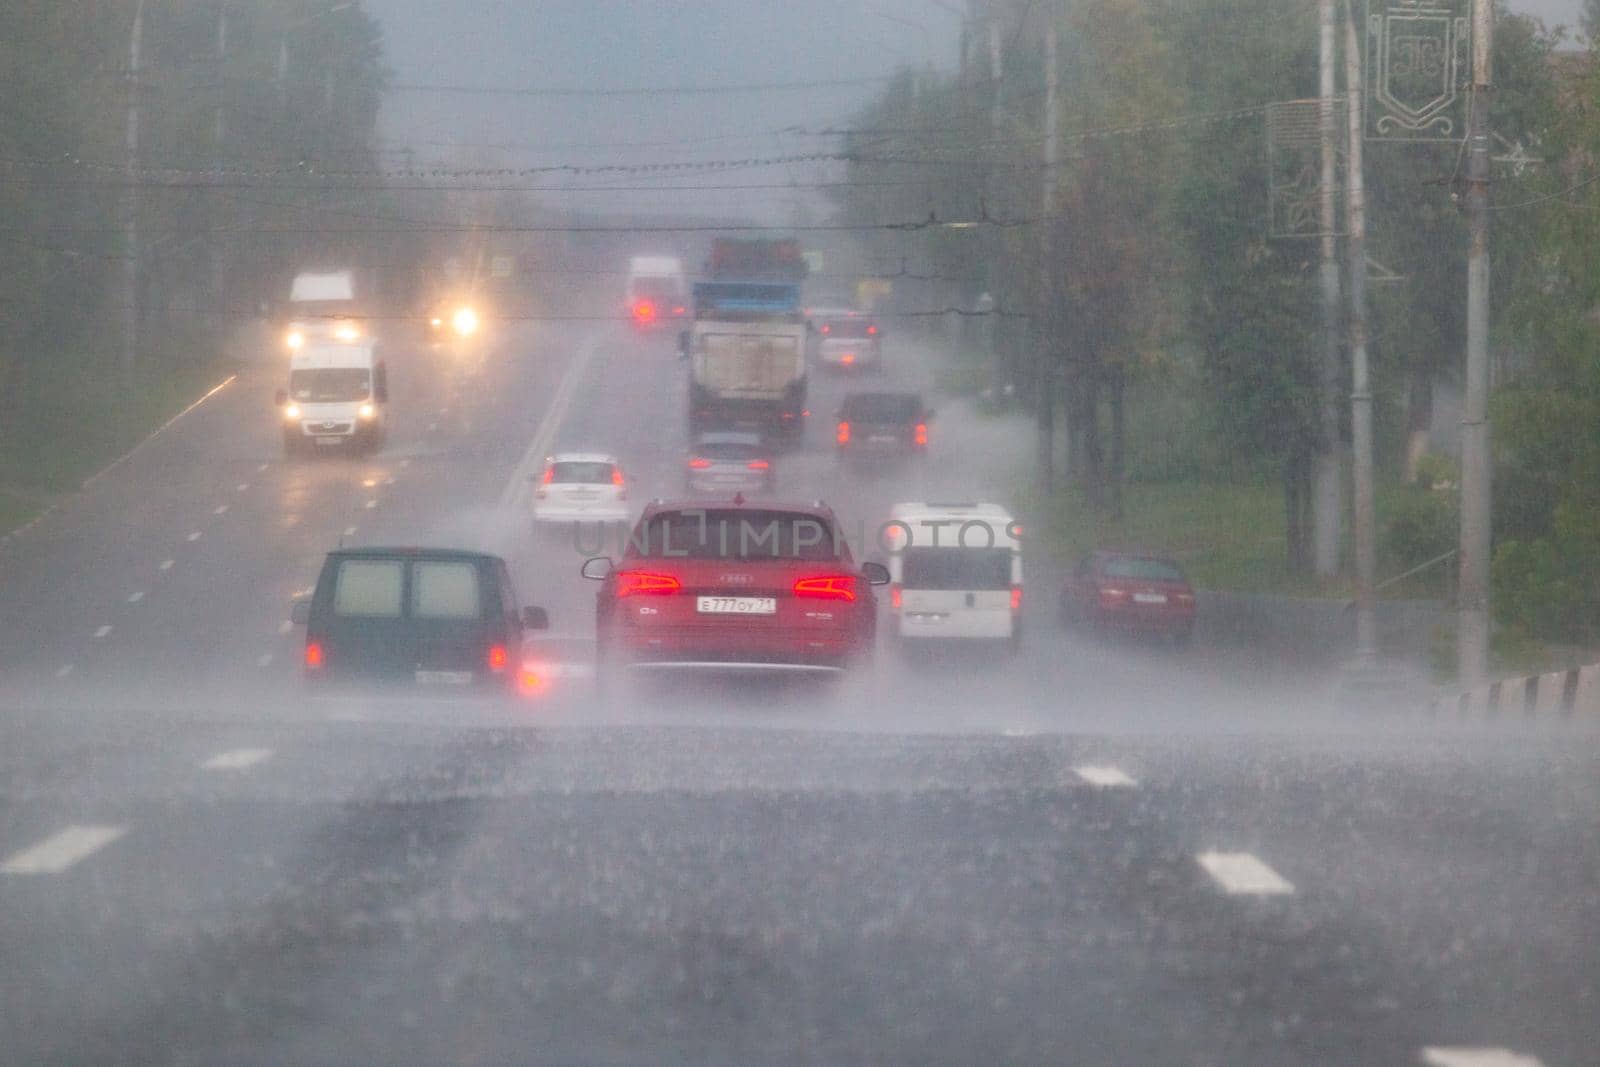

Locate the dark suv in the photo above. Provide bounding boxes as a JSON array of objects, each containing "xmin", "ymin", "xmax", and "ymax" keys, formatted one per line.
[
  {"xmin": 836, "ymin": 392, "xmax": 931, "ymax": 459},
  {"xmin": 293, "ymin": 547, "xmax": 548, "ymax": 694}
]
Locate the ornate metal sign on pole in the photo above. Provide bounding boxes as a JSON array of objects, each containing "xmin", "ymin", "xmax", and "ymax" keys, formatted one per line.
[
  {"xmin": 1266, "ymin": 98, "xmax": 1347, "ymax": 239},
  {"xmin": 1365, "ymin": 0, "xmax": 1470, "ymax": 141}
]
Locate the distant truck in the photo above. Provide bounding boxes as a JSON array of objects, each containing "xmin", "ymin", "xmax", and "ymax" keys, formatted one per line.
[
  {"xmin": 282, "ymin": 270, "xmax": 364, "ymax": 352},
  {"xmin": 626, "ymin": 255, "xmax": 687, "ymax": 329},
  {"xmin": 681, "ymin": 238, "xmax": 809, "ymax": 442}
]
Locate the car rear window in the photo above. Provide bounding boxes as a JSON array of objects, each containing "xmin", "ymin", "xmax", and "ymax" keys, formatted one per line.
[
  {"xmin": 627, "ymin": 509, "xmax": 841, "ymax": 560},
  {"xmin": 695, "ymin": 441, "xmax": 765, "ymax": 461},
  {"xmin": 901, "ymin": 547, "xmax": 1013, "ymax": 590},
  {"xmin": 822, "ymin": 319, "xmax": 874, "ymax": 339},
  {"xmin": 550, "ymin": 461, "xmax": 616, "ymax": 484},
  {"xmin": 1103, "ymin": 558, "xmax": 1186, "ymax": 582},
  {"xmin": 333, "ymin": 559, "xmax": 403, "ymax": 618},
  {"xmin": 842, "ymin": 394, "xmax": 919, "ymax": 420},
  {"xmin": 412, "ymin": 561, "xmax": 482, "ymax": 619}
]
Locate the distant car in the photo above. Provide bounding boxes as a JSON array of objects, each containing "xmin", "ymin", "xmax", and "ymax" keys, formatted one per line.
[
  {"xmin": 836, "ymin": 392, "xmax": 931, "ymax": 459},
  {"xmin": 292, "ymin": 547, "xmax": 550, "ymax": 695},
  {"xmin": 516, "ymin": 633, "xmax": 598, "ymax": 700},
  {"xmin": 812, "ymin": 310, "xmax": 882, "ymax": 371},
  {"xmin": 685, "ymin": 431, "xmax": 776, "ymax": 495},
  {"xmin": 1060, "ymin": 551, "xmax": 1196, "ymax": 645},
  {"xmin": 582, "ymin": 499, "xmax": 890, "ymax": 678},
  {"xmin": 533, "ymin": 453, "xmax": 631, "ymax": 527}
]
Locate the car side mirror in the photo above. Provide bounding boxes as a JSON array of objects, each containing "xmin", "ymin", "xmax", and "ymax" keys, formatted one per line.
[
  {"xmin": 861, "ymin": 561, "xmax": 891, "ymax": 586},
  {"xmin": 521, "ymin": 606, "xmax": 549, "ymax": 630},
  {"xmin": 290, "ymin": 599, "xmax": 311, "ymax": 625},
  {"xmin": 274, "ymin": 388, "xmax": 288, "ymax": 407},
  {"xmin": 581, "ymin": 556, "xmax": 614, "ymax": 581}
]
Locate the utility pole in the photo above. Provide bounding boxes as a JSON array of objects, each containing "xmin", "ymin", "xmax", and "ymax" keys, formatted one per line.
[
  {"xmin": 1458, "ymin": 0, "xmax": 1494, "ymax": 687},
  {"xmin": 1343, "ymin": 0, "xmax": 1376, "ymax": 663},
  {"xmin": 213, "ymin": 3, "xmax": 229, "ymax": 313},
  {"xmin": 1314, "ymin": 0, "xmax": 1344, "ymax": 579},
  {"xmin": 1037, "ymin": 12, "xmax": 1059, "ymax": 487},
  {"xmin": 120, "ymin": 0, "xmax": 146, "ymax": 388}
]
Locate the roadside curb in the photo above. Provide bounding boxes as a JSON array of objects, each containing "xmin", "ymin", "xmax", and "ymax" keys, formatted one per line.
[{"xmin": 1429, "ymin": 663, "xmax": 1600, "ymax": 721}]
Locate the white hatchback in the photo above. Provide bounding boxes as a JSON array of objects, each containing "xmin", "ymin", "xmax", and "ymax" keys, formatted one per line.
[{"xmin": 533, "ymin": 453, "xmax": 631, "ymax": 527}]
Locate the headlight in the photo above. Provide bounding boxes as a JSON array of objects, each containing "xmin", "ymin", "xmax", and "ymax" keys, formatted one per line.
[
  {"xmin": 334, "ymin": 323, "xmax": 360, "ymax": 342},
  {"xmin": 358, "ymin": 402, "xmax": 376, "ymax": 420},
  {"xmin": 452, "ymin": 307, "xmax": 480, "ymax": 337},
  {"xmin": 285, "ymin": 330, "xmax": 304, "ymax": 350},
  {"xmin": 430, "ymin": 317, "xmax": 443, "ymax": 327},
  {"xmin": 284, "ymin": 402, "xmax": 301, "ymax": 419}
]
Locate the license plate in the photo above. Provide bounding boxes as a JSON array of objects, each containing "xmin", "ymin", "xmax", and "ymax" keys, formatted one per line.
[
  {"xmin": 696, "ymin": 596, "xmax": 776, "ymax": 615},
  {"xmin": 415, "ymin": 669, "xmax": 473, "ymax": 685},
  {"xmin": 869, "ymin": 434, "xmax": 898, "ymax": 444},
  {"xmin": 315, "ymin": 436, "xmax": 343, "ymax": 446},
  {"xmin": 1133, "ymin": 592, "xmax": 1168, "ymax": 605}
]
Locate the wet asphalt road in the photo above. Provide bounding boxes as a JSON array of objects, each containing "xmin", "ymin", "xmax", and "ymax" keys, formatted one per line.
[{"xmin": 0, "ymin": 307, "xmax": 1596, "ymax": 1066}]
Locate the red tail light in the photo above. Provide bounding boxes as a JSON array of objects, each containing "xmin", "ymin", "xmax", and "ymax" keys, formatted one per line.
[
  {"xmin": 611, "ymin": 467, "xmax": 625, "ymax": 486},
  {"xmin": 914, "ymin": 422, "xmax": 928, "ymax": 447},
  {"xmin": 890, "ymin": 584, "xmax": 902, "ymax": 609},
  {"xmin": 631, "ymin": 300, "xmax": 656, "ymax": 324},
  {"xmin": 1098, "ymin": 586, "xmax": 1129, "ymax": 607},
  {"xmin": 688, "ymin": 457, "xmax": 712, "ymax": 469},
  {"xmin": 672, "ymin": 305, "xmax": 686, "ymax": 316},
  {"xmin": 836, "ymin": 421, "xmax": 850, "ymax": 445},
  {"xmin": 747, "ymin": 459, "xmax": 770, "ymax": 470},
  {"xmin": 866, "ymin": 324, "xmax": 877, "ymax": 335},
  {"xmin": 541, "ymin": 466, "xmax": 555, "ymax": 484},
  {"xmin": 840, "ymin": 353, "xmax": 855, "ymax": 365},
  {"xmin": 487, "ymin": 644, "xmax": 508, "ymax": 672},
  {"xmin": 304, "ymin": 641, "xmax": 324, "ymax": 669},
  {"xmin": 1011, "ymin": 585, "xmax": 1023, "ymax": 611},
  {"xmin": 794, "ymin": 575, "xmax": 857, "ymax": 601},
  {"xmin": 616, "ymin": 571, "xmax": 681, "ymax": 597},
  {"xmin": 820, "ymin": 324, "xmax": 831, "ymax": 335}
]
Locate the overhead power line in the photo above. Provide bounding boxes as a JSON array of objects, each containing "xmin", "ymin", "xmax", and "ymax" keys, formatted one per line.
[{"xmin": 386, "ymin": 75, "xmax": 895, "ymax": 98}]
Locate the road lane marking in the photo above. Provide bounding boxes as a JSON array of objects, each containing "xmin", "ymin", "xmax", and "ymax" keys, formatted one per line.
[
  {"xmin": 186, "ymin": 531, "xmax": 202, "ymax": 542},
  {"xmin": 1197, "ymin": 852, "xmax": 1294, "ymax": 896},
  {"xmin": 1075, "ymin": 765, "xmax": 1137, "ymax": 788},
  {"xmin": 79, "ymin": 374, "xmax": 236, "ymax": 490},
  {"xmin": 55, "ymin": 665, "xmax": 74, "ymax": 679},
  {"xmin": 278, "ymin": 620, "xmax": 294, "ymax": 634},
  {"xmin": 383, "ymin": 477, "xmax": 395, "ymax": 486},
  {"xmin": 127, "ymin": 591, "xmax": 144, "ymax": 604},
  {"xmin": 344, "ymin": 525, "xmax": 358, "ymax": 537},
  {"xmin": 362, "ymin": 478, "xmax": 378, "ymax": 488},
  {"xmin": 1420, "ymin": 1050, "xmax": 1546, "ymax": 1067},
  {"xmin": 427, "ymin": 422, "xmax": 438, "ymax": 432},
  {"xmin": 399, "ymin": 458, "xmax": 410, "ymax": 468},
  {"xmin": 256, "ymin": 653, "xmax": 274, "ymax": 667},
  {"xmin": 257, "ymin": 463, "xmax": 269, "ymax": 472},
  {"xmin": 499, "ymin": 334, "xmax": 603, "ymax": 513},
  {"xmin": 160, "ymin": 559, "xmax": 175, "ymax": 571},
  {"xmin": 213, "ymin": 504, "xmax": 229, "ymax": 516},
  {"xmin": 1001, "ymin": 726, "xmax": 1031, "ymax": 737},
  {"xmin": 364, "ymin": 499, "xmax": 377, "ymax": 509},
  {"xmin": 203, "ymin": 748, "xmax": 274, "ymax": 771},
  {"xmin": 1, "ymin": 825, "xmax": 127, "ymax": 875},
  {"xmin": 93, "ymin": 625, "xmax": 112, "ymax": 639},
  {"xmin": 237, "ymin": 483, "xmax": 249, "ymax": 492}
]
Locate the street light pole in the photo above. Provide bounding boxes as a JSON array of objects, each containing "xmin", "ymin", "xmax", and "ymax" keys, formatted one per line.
[
  {"xmin": 1458, "ymin": 0, "xmax": 1495, "ymax": 687},
  {"xmin": 1344, "ymin": 0, "xmax": 1377, "ymax": 664},
  {"xmin": 1314, "ymin": 0, "xmax": 1344, "ymax": 580},
  {"xmin": 120, "ymin": 0, "xmax": 146, "ymax": 389}
]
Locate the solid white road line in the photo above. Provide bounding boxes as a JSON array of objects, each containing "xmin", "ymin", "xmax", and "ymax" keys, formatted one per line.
[
  {"xmin": 186, "ymin": 531, "xmax": 202, "ymax": 542},
  {"xmin": 203, "ymin": 747, "xmax": 274, "ymax": 771},
  {"xmin": 79, "ymin": 375, "xmax": 236, "ymax": 490},
  {"xmin": 1419, "ymin": 1049, "xmax": 1546, "ymax": 1067},
  {"xmin": 55, "ymin": 665, "xmax": 74, "ymax": 679},
  {"xmin": 1, "ymin": 824, "xmax": 127, "ymax": 875},
  {"xmin": 159, "ymin": 559, "xmax": 175, "ymax": 571},
  {"xmin": 1001, "ymin": 726, "xmax": 1032, "ymax": 737},
  {"xmin": 1196, "ymin": 851, "xmax": 1295, "ymax": 896},
  {"xmin": 1075, "ymin": 765, "xmax": 1137, "ymax": 788},
  {"xmin": 93, "ymin": 625, "xmax": 112, "ymax": 639},
  {"xmin": 127, "ymin": 591, "xmax": 144, "ymax": 604},
  {"xmin": 499, "ymin": 333, "xmax": 603, "ymax": 514},
  {"xmin": 213, "ymin": 504, "xmax": 229, "ymax": 516}
]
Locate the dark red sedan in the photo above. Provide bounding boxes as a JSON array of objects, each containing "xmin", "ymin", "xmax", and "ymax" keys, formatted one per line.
[{"xmin": 1059, "ymin": 551, "xmax": 1196, "ymax": 645}]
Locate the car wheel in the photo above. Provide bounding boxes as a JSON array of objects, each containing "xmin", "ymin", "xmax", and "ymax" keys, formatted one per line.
[{"xmin": 282, "ymin": 431, "xmax": 301, "ymax": 459}]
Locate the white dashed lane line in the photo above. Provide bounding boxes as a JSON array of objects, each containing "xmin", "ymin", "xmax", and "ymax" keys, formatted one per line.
[
  {"xmin": 364, "ymin": 500, "xmax": 377, "ymax": 510},
  {"xmin": 1, "ymin": 825, "xmax": 127, "ymax": 875},
  {"xmin": 213, "ymin": 504, "xmax": 229, "ymax": 516},
  {"xmin": 93, "ymin": 625, "xmax": 112, "ymax": 639},
  {"xmin": 55, "ymin": 665, "xmax": 74, "ymax": 679},
  {"xmin": 257, "ymin": 653, "xmax": 274, "ymax": 667},
  {"xmin": 203, "ymin": 748, "xmax": 274, "ymax": 771},
  {"xmin": 186, "ymin": 531, "xmax": 202, "ymax": 542},
  {"xmin": 1075, "ymin": 765, "xmax": 1138, "ymax": 788},
  {"xmin": 236, "ymin": 483, "xmax": 249, "ymax": 492},
  {"xmin": 1420, "ymin": 1049, "xmax": 1546, "ymax": 1067},
  {"xmin": 257, "ymin": 463, "xmax": 269, "ymax": 473},
  {"xmin": 344, "ymin": 525, "xmax": 358, "ymax": 537},
  {"xmin": 1196, "ymin": 851, "xmax": 1295, "ymax": 896},
  {"xmin": 127, "ymin": 591, "xmax": 144, "ymax": 604},
  {"xmin": 159, "ymin": 559, "xmax": 175, "ymax": 571}
]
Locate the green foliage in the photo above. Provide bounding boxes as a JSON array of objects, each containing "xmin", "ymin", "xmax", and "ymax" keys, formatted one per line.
[{"xmin": 1382, "ymin": 486, "xmax": 1458, "ymax": 578}]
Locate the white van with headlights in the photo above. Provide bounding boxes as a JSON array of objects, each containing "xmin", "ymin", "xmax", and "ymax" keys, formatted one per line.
[
  {"xmin": 887, "ymin": 502, "xmax": 1022, "ymax": 653},
  {"xmin": 277, "ymin": 339, "xmax": 388, "ymax": 456}
]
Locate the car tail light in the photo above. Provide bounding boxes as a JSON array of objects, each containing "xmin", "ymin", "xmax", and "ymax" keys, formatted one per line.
[
  {"xmin": 487, "ymin": 644, "xmax": 508, "ymax": 672},
  {"xmin": 915, "ymin": 422, "xmax": 928, "ymax": 447},
  {"xmin": 304, "ymin": 641, "xmax": 324, "ymax": 669},
  {"xmin": 890, "ymin": 584, "xmax": 902, "ymax": 609},
  {"xmin": 836, "ymin": 421, "xmax": 850, "ymax": 445},
  {"xmin": 840, "ymin": 353, "xmax": 855, "ymax": 365},
  {"xmin": 1098, "ymin": 586, "xmax": 1129, "ymax": 607},
  {"xmin": 688, "ymin": 457, "xmax": 712, "ymax": 469},
  {"xmin": 820, "ymin": 324, "xmax": 830, "ymax": 334},
  {"xmin": 747, "ymin": 459, "xmax": 770, "ymax": 470},
  {"xmin": 631, "ymin": 300, "xmax": 656, "ymax": 324},
  {"xmin": 1011, "ymin": 585, "xmax": 1023, "ymax": 612},
  {"xmin": 518, "ymin": 667, "xmax": 545, "ymax": 694},
  {"xmin": 866, "ymin": 324, "xmax": 877, "ymax": 335},
  {"xmin": 611, "ymin": 467, "xmax": 625, "ymax": 486},
  {"xmin": 616, "ymin": 571, "xmax": 681, "ymax": 597},
  {"xmin": 672, "ymin": 306, "xmax": 686, "ymax": 316},
  {"xmin": 794, "ymin": 575, "xmax": 856, "ymax": 601},
  {"xmin": 541, "ymin": 467, "xmax": 555, "ymax": 484}
]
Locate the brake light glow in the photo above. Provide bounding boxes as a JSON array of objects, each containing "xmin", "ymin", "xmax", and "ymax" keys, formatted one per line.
[
  {"xmin": 840, "ymin": 353, "xmax": 855, "ymax": 365},
  {"xmin": 867, "ymin": 324, "xmax": 877, "ymax": 335},
  {"xmin": 616, "ymin": 571, "xmax": 681, "ymax": 597},
  {"xmin": 688, "ymin": 457, "xmax": 712, "ymax": 469},
  {"xmin": 890, "ymin": 584, "xmax": 902, "ymax": 609},
  {"xmin": 820, "ymin": 324, "xmax": 831, "ymax": 334},
  {"xmin": 915, "ymin": 422, "xmax": 928, "ymax": 447},
  {"xmin": 488, "ymin": 644, "xmax": 508, "ymax": 672},
  {"xmin": 672, "ymin": 305, "xmax": 686, "ymax": 316},
  {"xmin": 631, "ymin": 300, "xmax": 656, "ymax": 325},
  {"xmin": 836, "ymin": 421, "xmax": 850, "ymax": 445},
  {"xmin": 541, "ymin": 466, "xmax": 555, "ymax": 484},
  {"xmin": 747, "ymin": 459, "xmax": 770, "ymax": 470},
  {"xmin": 1011, "ymin": 585, "xmax": 1023, "ymax": 612},
  {"xmin": 1098, "ymin": 586, "xmax": 1129, "ymax": 606},
  {"xmin": 794, "ymin": 575, "xmax": 857, "ymax": 601},
  {"xmin": 518, "ymin": 667, "xmax": 545, "ymax": 694},
  {"xmin": 611, "ymin": 467, "xmax": 625, "ymax": 486},
  {"xmin": 304, "ymin": 641, "xmax": 324, "ymax": 669}
]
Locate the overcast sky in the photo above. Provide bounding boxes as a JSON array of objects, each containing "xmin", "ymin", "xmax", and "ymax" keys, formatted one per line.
[{"xmin": 362, "ymin": 0, "xmax": 1587, "ymax": 224}]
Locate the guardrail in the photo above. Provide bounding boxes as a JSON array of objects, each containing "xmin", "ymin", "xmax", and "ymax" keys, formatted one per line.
[{"xmin": 1432, "ymin": 663, "xmax": 1600, "ymax": 720}]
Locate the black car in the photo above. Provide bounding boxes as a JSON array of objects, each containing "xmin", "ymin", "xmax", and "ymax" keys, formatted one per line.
[
  {"xmin": 292, "ymin": 547, "xmax": 548, "ymax": 695},
  {"xmin": 835, "ymin": 392, "xmax": 931, "ymax": 459}
]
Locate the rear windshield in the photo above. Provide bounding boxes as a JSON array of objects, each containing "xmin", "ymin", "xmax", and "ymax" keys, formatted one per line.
[
  {"xmin": 1103, "ymin": 558, "xmax": 1186, "ymax": 582},
  {"xmin": 821, "ymin": 319, "xmax": 874, "ymax": 338},
  {"xmin": 550, "ymin": 461, "xmax": 616, "ymax": 484},
  {"xmin": 412, "ymin": 561, "xmax": 482, "ymax": 619},
  {"xmin": 694, "ymin": 441, "xmax": 765, "ymax": 461},
  {"xmin": 627, "ymin": 509, "xmax": 842, "ymax": 561},
  {"xmin": 333, "ymin": 559, "xmax": 404, "ymax": 617},
  {"xmin": 630, "ymin": 277, "xmax": 681, "ymax": 302},
  {"xmin": 901, "ymin": 547, "xmax": 1013, "ymax": 590},
  {"xmin": 842, "ymin": 394, "xmax": 919, "ymax": 420}
]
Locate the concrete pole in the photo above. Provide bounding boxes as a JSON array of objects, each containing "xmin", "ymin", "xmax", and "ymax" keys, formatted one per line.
[
  {"xmin": 1457, "ymin": 0, "xmax": 1494, "ymax": 687},
  {"xmin": 120, "ymin": 0, "xmax": 146, "ymax": 388},
  {"xmin": 1314, "ymin": 0, "xmax": 1344, "ymax": 579},
  {"xmin": 213, "ymin": 4, "xmax": 229, "ymax": 314},
  {"xmin": 1037, "ymin": 14, "xmax": 1059, "ymax": 488},
  {"xmin": 1344, "ymin": 0, "xmax": 1377, "ymax": 663}
]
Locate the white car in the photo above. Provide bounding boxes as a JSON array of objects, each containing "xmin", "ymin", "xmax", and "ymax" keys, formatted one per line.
[
  {"xmin": 887, "ymin": 502, "xmax": 1022, "ymax": 653},
  {"xmin": 533, "ymin": 452, "xmax": 631, "ymax": 527}
]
